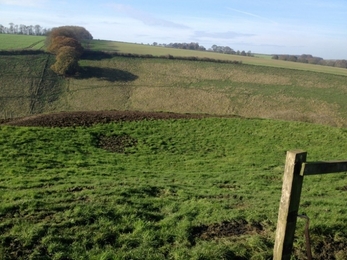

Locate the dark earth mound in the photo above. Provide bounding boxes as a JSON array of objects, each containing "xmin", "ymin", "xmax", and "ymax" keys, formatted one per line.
[{"xmin": 1, "ymin": 110, "xmax": 225, "ymax": 127}]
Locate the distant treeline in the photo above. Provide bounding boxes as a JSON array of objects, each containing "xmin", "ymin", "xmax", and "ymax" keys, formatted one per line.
[
  {"xmin": 152, "ymin": 42, "xmax": 253, "ymax": 57},
  {"xmin": 272, "ymin": 54, "xmax": 347, "ymax": 69},
  {"xmin": 0, "ymin": 49, "xmax": 242, "ymax": 65},
  {"xmin": 153, "ymin": 42, "xmax": 206, "ymax": 51},
  {"xmin": 0, "ymin": 23, "xmax": 51, "ymax": 36}
]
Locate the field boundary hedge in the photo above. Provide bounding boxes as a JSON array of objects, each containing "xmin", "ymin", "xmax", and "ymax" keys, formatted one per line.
[
  {"xmin": 0, "ymin": 49, "xmax": 45, "ymax": 55},
  {"xmin": 81, "ymin": 50, "xmax": 242, "ymax": 64}
]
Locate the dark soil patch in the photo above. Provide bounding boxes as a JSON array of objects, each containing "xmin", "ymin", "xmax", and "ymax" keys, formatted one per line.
[
  {"xmin": 67, "ymin": 186, "xmax": 95, "ymax": 192},
  {"xmin": 0, "ymin": 118, "xmax": 13, "ymax": 124},
  {"xmin": 312, "ymin": 235, "xmax": 347, "ymax": 260},
  {"xmin": 1, "ymin": 236, "xmax": 44, "ymax": 260},
  {"xmin": 95, "ymin": 134, "xmax": 137, "ymax": 153},
  {"xmin": 191, "ymin": 219, "xmax": 263, "ymax": 241},
  {"xmin": 336, "ymin": 185, "xmax": 347, "ymax": 191},
  {"xmin": 2, "ymin": 110, "xmax": 223, "ymax": 127}
]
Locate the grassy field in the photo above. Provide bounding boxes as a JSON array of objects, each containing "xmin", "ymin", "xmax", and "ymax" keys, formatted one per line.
[
  {"xmin": 67, "ymin": 57, "xmax": 347, "ymax": 127},
  {"xmin": 0, "ymin": 53, "xmax": 64, "ymax": 119},
  {"xmin": 88, "ymin": 40, "xmax": 347, "ymax": 77},
  {"xmin": 0, "ymin": 34, "xmax": 346, "ymax": 76},
  {"xmin": 0, "ymin": 34, "xmax": 46, "ymax": 50},
  {"xmin": 1, "ymin": 32, "xmax": 347, "ymax": 260},
  {"xmin": 1, "ymin": 118, "xmax": 347, "ymax": 259},
  {"xmin": 2, "ymin": 52, "xmax": 347, "ymax": 127}
]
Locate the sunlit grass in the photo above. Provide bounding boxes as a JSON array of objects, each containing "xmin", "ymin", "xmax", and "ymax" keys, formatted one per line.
[
  {"xmin": 0, "ymin": 34, "xmax": 46, "ymax": 50},
  {"xmin": 88, "ymin": 40, "xmax": 347, "ymax": 76},
  {"xmin": 1, "ymin": 118, "xmax": 347, "ymax": 259},
  {"xmin": 73, "ymin": 57, "xmax": 347, "ymax": 127},
  {"xmin": 0, "ymin": 53, "xmax": 63, "ymax": 119}
]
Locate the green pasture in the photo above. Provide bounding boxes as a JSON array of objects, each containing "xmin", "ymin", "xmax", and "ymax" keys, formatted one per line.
[
  {"xmin": 253, "ymin": 54, "xmax": 273, "ymax": 59},
  {"xmin": 1, "ymin": 118, "xmax": 347, "ymax": 259},
  {"xmin": 0, "ymin": 34, "xmax": 46, "ymax": 50},
  {"xmin": 72, "ymin": 57, "xmax": 347, "ymax": 127},
  {"xmin": 88, "ymin": 40, "xmax": 347, "ymax": 76},
  {"xmin": 1, "ymin": 52, "xmax": 347, "ymax": 127},
  {"xmin": 0, "ymin": 34, "xmax": 346, "ymax": 76},
  {"xmin": 0, "ymin": 53, "xmax": 63, "ymax": 118}
]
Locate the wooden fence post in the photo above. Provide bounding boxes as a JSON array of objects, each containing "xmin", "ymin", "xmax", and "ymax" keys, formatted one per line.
[{"xmin": 273, "ymin": 150, "xmax": 307, "ymax": 260}]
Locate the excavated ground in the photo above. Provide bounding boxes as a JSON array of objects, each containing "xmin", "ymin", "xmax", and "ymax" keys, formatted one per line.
[{"xmin": 1, "ymin": 110, "xmax": 231, "ymax": 127}]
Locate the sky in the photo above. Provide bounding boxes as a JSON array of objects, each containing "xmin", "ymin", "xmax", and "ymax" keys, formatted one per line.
[{"xmin": 0, "ymin": 0, "xmax": 346, "ymax": 59}]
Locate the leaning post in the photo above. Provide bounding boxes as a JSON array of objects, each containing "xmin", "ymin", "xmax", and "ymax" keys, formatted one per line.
[{"xmin": 273, "ymin": 150, "xmax": 307, "ymax": 260}]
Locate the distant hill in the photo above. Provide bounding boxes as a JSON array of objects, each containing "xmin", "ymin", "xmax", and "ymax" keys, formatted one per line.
[{"xmin": 1, "ymin": 35, "xmax": 347, "ymax": 127}]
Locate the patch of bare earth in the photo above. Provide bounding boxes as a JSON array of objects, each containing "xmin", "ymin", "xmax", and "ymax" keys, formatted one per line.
[
  {"xmin": 2, "ymin": 110, "xmax": 221, "ymax": 127},
  {"xmin": 95, "ymin": 134, "xmax": 137, "ymax": 153},
  {"xmin": 313, "ymin": 236, "xmax": 347, "ymax": 260},
  {"xmin": 190, "ymin": 219, "xmax": 263, "ymax": 242}
]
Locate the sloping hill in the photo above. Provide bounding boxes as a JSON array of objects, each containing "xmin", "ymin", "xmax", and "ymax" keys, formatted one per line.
[
  {"xmin": 0, "ymin": 52, "xmax": 64, "ymax": 118},
  {"xmin": 1, "ymin": 45, "xmax": 347, "ymax": 127},
  {"xmin": 88, "ymin": 40, "xmax": 347, "ymax": 76},
  {"xmin": 60, "ymin": 55, "xmax": 347, "ymax": 127}
]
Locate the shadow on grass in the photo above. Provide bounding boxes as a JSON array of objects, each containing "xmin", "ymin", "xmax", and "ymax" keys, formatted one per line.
[
  {"xmin": 76, "ymin": 66, "xmax": 138, "ymax": 82},
  {"xmin": 81, "ymin": 50, "xmax": 115, "ymax": 60}
]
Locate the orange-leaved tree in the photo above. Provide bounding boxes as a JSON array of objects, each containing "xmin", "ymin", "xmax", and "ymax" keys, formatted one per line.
[
  {"xmin": 46, "ymin": 26, "xmax": 93, "ymax": 47},
  {"xmin": 50, "ymin": 46, "xmax": 81, "ymax": 76},
  {"xmin": 47, "ymin": 36, "xmax": 84, "ymax": 56},
  {"xmin": 47, "ymin": 26, "xmax": 92, "ymax": 76}
]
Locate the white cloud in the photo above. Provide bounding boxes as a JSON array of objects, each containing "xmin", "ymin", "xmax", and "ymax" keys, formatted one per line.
[
  {"xmin": 194, "ymin": 31, "xmax": 255, "ymax": 40},
  {"xmin": 0, "ymin": 0, "xmax": 46, "ymax": 7},
  {"xmin": 227, "ymin": 7, "xmax": 278, "ymax": 25},
  {"xmin": 110, "ymin": 4, "xmax": 190, "ymax": 29}
]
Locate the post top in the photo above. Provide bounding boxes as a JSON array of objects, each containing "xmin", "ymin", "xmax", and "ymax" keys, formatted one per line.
[{"xmin": 287, "ymin": 150, "xmax": 306, "ymax": 154}]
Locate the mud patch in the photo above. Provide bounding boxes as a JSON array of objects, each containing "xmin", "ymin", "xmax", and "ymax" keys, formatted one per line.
[
  {"xmin": 67, "ymin": 186, "xmax": 95, "ymax": 192},
  {"xmin": 95, "ymin": 134, "xmax": 137, "ymax": 153},
  {"xmin": 312, "ymin": 235, "xmax": 347, "ymax": 260},
  {"xmin": 191, "ymin": 219, "xmax": 263, "ymax": 241},
  {"xmin": 336, "ymin": 185, "xmax": 347, "ymax": 191},
  {"xmin": 3, "ymin": 110, "xmax": 216, "ymax": 127}
]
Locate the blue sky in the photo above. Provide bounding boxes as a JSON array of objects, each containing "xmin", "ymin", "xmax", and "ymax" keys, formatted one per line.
[{"xmin": 1, "ymin": 0, "xmax": 346, "ymax": 59}]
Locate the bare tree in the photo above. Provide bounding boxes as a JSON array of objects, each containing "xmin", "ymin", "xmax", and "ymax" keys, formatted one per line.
[{"xmin": 34, "ymin": 25, "xmax": 41, "ymax": 35}]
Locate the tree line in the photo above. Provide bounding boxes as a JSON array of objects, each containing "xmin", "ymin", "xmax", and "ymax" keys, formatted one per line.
[
  {"xmin": 153, "ymin": 42, "xmax": 207, "ymax": 51},
  {"xmin": 0, "ymin": 23, "xmax": 50, "ymax": 36},
  {"xmin": 152, "ymin": 42, "xmax": 253, "ymax": 57},
  {"xmin": 272, "ymin": 54, "xmax": 347, "ymax": 69},
  {"xmin": 210, "ymin": 45, "xmax": 253, "ymax": 56}
]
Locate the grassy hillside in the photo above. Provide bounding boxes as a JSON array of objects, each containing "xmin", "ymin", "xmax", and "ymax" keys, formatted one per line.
[
  {"xmin": 1, "ymin": 35, "xmax": 346, "ymax": 76},
  {"xmin": 0, "ymin": 53, "xmax": 64, "ymax": 119},
  {"xmin": 0, "ymin": 34, "xmax": 46, "ymax": 50},
  {"xmin": 1, "ymin": 52, "xmax": 347, "ymax": 127},
  {"xmin": 88, "ymin": 40, "xmax": 347, "ymax": 76},
  {"xmin": 61, "ymin": 56, "xmax": 347, "ymax": 127},
  {"xmin": 1, "ymin": 34, "xmax": 347, "ymax": 127},
  {"xmin": 1, "ymin": 35, "xmax": 347, "ymax": 260},
  {"xmin": 1, "ymin": 118, "xmax": 347, "ymax": 259}
]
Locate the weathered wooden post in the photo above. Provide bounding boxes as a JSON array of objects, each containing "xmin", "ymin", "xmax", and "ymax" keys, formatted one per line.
[
  {"xmin": 274, "ymin": 151, "xmax": 347, "ymax": 259},
  {"xmin": 273, "ymin": 150, "xmax": 307, "ymax": 260}
]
